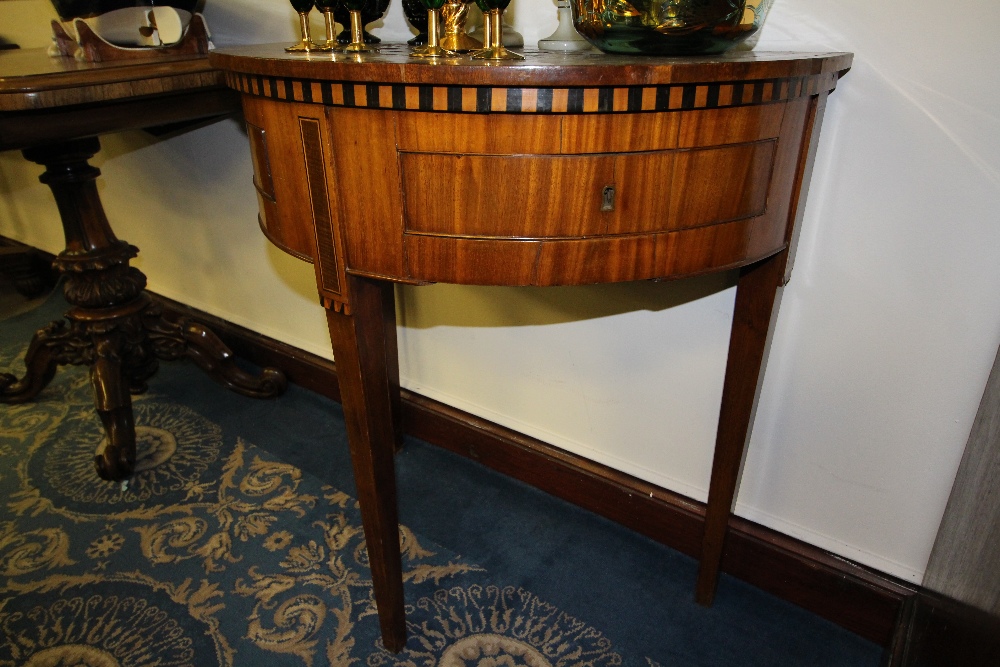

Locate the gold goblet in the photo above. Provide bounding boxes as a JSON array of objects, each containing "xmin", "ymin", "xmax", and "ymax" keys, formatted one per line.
[
  {"xmin": 314, "ymin": 0, "xmax": 343, "ymax": 50},
  {"xmin": 472, "ymin": 0, "xmax": 524, "ymax": 61},
  {"xmin": 343, "ymin": 0, "xmax": 377, "ymax": 52},
  {"xmin": 471, "ymin": 0, "xmax": 493, "ymax": 56},
  {"xmin": 285, "ymin": 0, "xmax": 316, "ymax": 52},
  {"xmin": 411, "ymin": 0, "xmax": 455, "ymax": 58}
]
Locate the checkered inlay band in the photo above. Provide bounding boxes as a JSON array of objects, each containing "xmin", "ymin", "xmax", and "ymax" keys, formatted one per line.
[{"xmin": 225, "ymin": 71, "xmax": 840, "ymax": 114}]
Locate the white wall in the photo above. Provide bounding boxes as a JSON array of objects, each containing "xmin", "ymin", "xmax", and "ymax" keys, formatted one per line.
[{"xmin": 2, "ymin": 0, "xmax": 999, "ymax": 585}]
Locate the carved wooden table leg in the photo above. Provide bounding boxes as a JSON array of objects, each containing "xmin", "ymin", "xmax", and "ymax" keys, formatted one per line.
[
  {"xmin": 0, "ymin": 137, "xmax": 286, "ymax": 483},
  {"xmin": 0, "ymin": 318, "xmax": 76, "ymax": 401},
  {"xmin": 696, "ymin": 249, "xmax": 789, "ymax": 605},
  {"xmin": 325, "ymin": 274, "xmax": 406, "ymax": 652},
  {"xmin": 90, "ymin": 320, "xmax": 139, "ymax": 479},
  {"xmin": 146, "ymin": 311, "xmax": 287, "ymax": 398}
]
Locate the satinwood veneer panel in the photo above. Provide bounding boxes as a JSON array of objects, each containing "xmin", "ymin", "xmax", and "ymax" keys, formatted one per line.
[
  {"xmin": 400, "ymin": 153, "xmax": 617, "ymax": 239},
  {"xmin": 560, "ymin": 113, "xmax": 683, "ymax": 154},
  {"xmin": 668, "ymin": 141, "xmax": 775, "ymax": 230},
  {"xmin": 402, "ymin": 142, "xmax": 775, "ymax": 242},
  {"xmin": 242, "ymin": 89, "xmax": 814, "ymax": 289},
  {"xmin": 677, "ymin": 103, "xmax": 785, "ymax": 148},
  {"xmin": 328, "ymin": 107, "xmax": 406, "ymax": 281},
  {"xmin": 404, "ymin": 235, "xmax": 542, "ymax": 285},
  {"xmin": 364, "ymin": 110, "xmax": 791, "ymax": 284},
  {"xmin": 395, "ymin": 104, "xmax": 783, "ymax": 156},
  {"xmin": 241, "ymin": 95, "xmax": 320, "ymax": 262},
  {"xmin": 396, "ymin": 112, "xmax": 563, "ymax": 155}
]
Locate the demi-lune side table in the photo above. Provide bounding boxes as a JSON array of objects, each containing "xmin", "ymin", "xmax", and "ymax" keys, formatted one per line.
[
  {"xmin": 210, "ymin": 44, "xmax": 852, "ymax": 652},
  {"xmin": 0, "ymin": 47, "xmax": 287, "ymax": 482}
]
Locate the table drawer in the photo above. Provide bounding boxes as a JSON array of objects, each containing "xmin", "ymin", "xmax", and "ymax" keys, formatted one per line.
[
  {"xmin": 400, "ymin": 140, "xmax": 775, "ymax": 240},
  {"xmin": 400, "ymin": 152, "xmax": 616, "ymax": 238}
]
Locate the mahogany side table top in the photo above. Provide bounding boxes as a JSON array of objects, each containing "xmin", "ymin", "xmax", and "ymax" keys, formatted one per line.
[
  {"xmin": 0, "ymin": 47, "xmax": 236, "ymax": 149},
  {"xmin": 0, "ymin": 48, "xmax": 286, "ymax": 481},
  {"xmin": 210, "ymin": 44, "xmax": 852, "ymax": 652}
]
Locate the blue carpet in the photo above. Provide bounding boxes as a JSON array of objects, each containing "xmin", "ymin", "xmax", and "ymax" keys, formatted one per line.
[{"xmin": 0, "ymin": 292, "xmax": 883, "ymax": 666}]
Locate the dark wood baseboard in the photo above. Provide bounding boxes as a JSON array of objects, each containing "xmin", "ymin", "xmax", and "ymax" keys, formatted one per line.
[
  {"xmin": 149, "ymin": 291, "xmax": 916, "ymax": 648},
  {"xmin": 884, "ymin": 590, "xmax": 1000, "ymax": 667}
]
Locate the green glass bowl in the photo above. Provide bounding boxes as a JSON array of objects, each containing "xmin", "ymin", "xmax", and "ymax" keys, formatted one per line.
[{"xmin": 571, "ymin": 0, "xmax": 774, "ymax": 55}]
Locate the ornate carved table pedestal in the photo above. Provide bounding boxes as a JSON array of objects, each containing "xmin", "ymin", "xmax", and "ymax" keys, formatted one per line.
[
  {"xmin": 210, "ymin": 45, "xmax": 852, "ymax": 652},
  {"xmin": 0, "ymin": 48, "xmax": 286, "ymax": 482}
]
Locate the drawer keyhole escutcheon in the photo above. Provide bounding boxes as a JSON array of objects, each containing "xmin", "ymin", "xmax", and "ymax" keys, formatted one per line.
[{"xmin": 601, "ymin": 185, "xmax": 616, "ymax": 212}]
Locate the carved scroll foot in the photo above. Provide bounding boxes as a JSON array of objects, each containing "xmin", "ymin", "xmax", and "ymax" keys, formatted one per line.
[
  {"xmin": 0, "ymin": 320, "xmax": 76, "ymax": 403},
  {"xmin": 94, "ymin": 406, "xmax": 136, "ymax": 481},
  {"xmin": 148, "ymin": 313, "xmax": 287, "ymax": 399}
]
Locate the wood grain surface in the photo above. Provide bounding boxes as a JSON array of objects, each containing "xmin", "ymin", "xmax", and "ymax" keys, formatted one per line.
[
  {"xmin": 213, "ymin": 47, "xmax": 854, "ymax": 650},
  {"xmin": 0, "ymin": 48, "xmax": 237, "ymax": 151},
  {"xmin": 212, "ymin": 44, "xmax": 852, "ymax": 88},
  {"xmin": 0, "ymin": 48, "xmax": 224, "ymax": 111}
]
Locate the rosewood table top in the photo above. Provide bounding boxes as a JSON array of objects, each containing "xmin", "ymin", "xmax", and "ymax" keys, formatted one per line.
[{"xmin": 0, "ymin": 47, "xmax": 234, "ymax": 150}]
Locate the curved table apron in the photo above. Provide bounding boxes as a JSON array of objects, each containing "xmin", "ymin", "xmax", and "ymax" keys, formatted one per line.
[{"xmin": 210, "ymin": 45, "xmax": 853, "ymax": 653}]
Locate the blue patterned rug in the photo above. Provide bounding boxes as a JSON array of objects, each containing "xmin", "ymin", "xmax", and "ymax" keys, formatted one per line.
[{"xmin": 0, "ymin": 291, "xmax": 882, "ymax": 666}]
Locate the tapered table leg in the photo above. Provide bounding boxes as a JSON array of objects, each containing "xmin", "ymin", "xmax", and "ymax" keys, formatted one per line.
[
  {"xmin": 382, "ymin": 284, "xmax": 404, "ymax": 452},
  {"xmin": 325, "ymin": 274, "xmax": 406, "ymax": 652},
  {"xmin": 696, "ymin": 249, "xmax": 789, "ymax": 605}
]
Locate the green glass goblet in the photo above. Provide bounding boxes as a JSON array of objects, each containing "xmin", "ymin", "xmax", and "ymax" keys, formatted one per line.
[
  {"xmin": 285, "ymin": 0, "xmax": 316, "ymax": 52},
  {"xmin": 410, "ymin": 0, "xmax": 454, "ymax": 58},
  {"xmin": 471, "ymin": 0, "xmax": 523, "ymax": 60},
  {"xmin": 342, "ymin": 0, "xmax": 377, "ymax": 52},
  {"xmin": 314, "ymin": 0, "xmax": 343, "ymax": 50}
]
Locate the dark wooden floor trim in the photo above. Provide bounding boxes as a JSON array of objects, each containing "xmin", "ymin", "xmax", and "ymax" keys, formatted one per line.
[
  {"xmin": 884, "ymin": 590, "xmax": 1000, "ymax": 667},
  {"xmin": 150, "ymin": 291, "xmax": 915, "ymax": 646}
]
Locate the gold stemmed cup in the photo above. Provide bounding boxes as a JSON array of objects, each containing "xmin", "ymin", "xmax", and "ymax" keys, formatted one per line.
[
  {"xmin": 471, "ymin": 0, "xmax": 493, "ymax": 55},
  {"xmin": 411, "ymin": 0, "xmax": 454, "ymax": 58},
  {"xmin": 342, "ymin": 0, "xmax": 377, "ymax": 52},
  {"xmin": 314, "ymin": 0, "xmax": 343, "ymax": 50},
  {"xmin": 285, "ymin": 0, "xmax": 316, "ymax": 52},
  {"xmin": 471, "ymin": 0, "xmax": 523, "ymax": 60}
]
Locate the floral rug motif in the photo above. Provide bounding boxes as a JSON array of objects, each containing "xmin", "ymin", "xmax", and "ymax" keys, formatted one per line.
[{"xmin": 0, "ymin": 303, "xmax": 627, "ymax": 667}]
